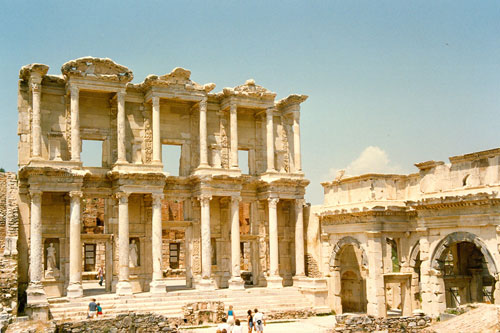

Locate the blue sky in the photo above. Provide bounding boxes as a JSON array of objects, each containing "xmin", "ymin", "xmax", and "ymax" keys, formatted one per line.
[{"xmin": 1, "ymin": 1, "xmax": 499, "ymax": 204}]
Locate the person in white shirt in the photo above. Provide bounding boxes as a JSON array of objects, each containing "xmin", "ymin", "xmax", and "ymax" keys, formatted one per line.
[
  {"xmin": 217, "ymin": 318, "xmax": 231, "ymax": 332},
  {"xmin": 253, "ymin": 308, "xmax": 265, "ymax": 332},
  {"xmin": 232, "ymin": 319, "xmax": 243, "ymax": 333}
]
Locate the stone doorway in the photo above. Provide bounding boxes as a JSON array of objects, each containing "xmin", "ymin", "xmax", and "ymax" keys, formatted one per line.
[{"xmin": 341, "ymin": 270, "xmax": 365, "ymax": 312}]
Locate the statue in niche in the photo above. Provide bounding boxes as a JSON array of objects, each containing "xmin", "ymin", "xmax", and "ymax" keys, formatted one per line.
[
  {"xmin": 275, "ymin": 124, "xmax": 290, "ymax": 173},
  {"xmin": 220, "ymin": 120, "xmax": 229, "ymax": 169},
  {"xmin": 45, "ymin": 242, "xmax": 60, "ymax": 279},
  {"xmin": 129, "ymin": 239, "xmax": 139, "ymax": 267}
]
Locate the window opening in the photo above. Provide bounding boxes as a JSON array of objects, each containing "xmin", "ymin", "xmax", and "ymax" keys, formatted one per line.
[
  {"xmin": 81, "ymin": 140, "xmax": 103, "ymax": 167},
  {"xmin": 238, "ymin": 149, "xmax": 249, "ymax": 174},
  {"xmin": 169, "ymin": 243, "xmax": 180, "ymax": 269},
  {"xmin": 162, "ymin": 144, "xmax": 181, "ymax": 176}
]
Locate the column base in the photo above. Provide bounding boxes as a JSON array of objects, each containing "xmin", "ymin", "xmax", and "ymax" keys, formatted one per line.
[
  {"xmin": 149, "ymin": 279, "xmax": 168, "ymax": 294},
  {"xmin": 196, "ymin": 278, "xmax": 217, "ymax": 290},
  {"xmin": 26, "ymin": 282, "xmax": 49, "ymax": 321},
  {"xmin": 116, "ymin": 281, "xmax": 133, "ymax": 296},
  {"xmin": 66, "ymin": 282, "xmax": 83, "ymax": 299},
  {"xmin": 228, "ymin": 277, "xmax": 245, "ymax": 290},
  {"xmin": 266, "ymin": 276, "xmax": 283, "ymax": 289},
  {"xmin": 292, "ymin": 275, "xmax": 308, "ymax": 288}
]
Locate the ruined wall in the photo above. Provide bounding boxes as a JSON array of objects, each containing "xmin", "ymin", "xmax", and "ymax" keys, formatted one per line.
[{"xmin": 0, "ymin": 172, "xmax": 19, "ymax": 313}]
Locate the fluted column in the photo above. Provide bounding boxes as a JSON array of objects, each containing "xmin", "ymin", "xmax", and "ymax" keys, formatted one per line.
[
  {"xmin": 152, "ymin": 96, "xmax": 161, "ymax": 163},
  {"xmin": 67, "ymin": 191, "xmax": 83, "ymax": 298},
  {"xmin": 266, "ymin": 108, "xmax": 275, "ymax": 172},
  {"xmin": 197, "ymin": 194, "xmax": 216, "ymax": 289},
  {"xmin": 70, "ymin": 85, "xmax": 80, "ymax": 162},
  {"xmin": 116, "ymin": 192, "xmax": 133, "ymax": 295},
  {"xmin": 294, "ymin": 199, "xmax": 305, "ymax": 277},
  {"xmin": 31, "ymin": 81, "xmax": 42, "ymax": 159},
  {"xmin": 116, "ymin": 90, "xmax": 127, "ymax": 163},
  {"xmin": 150, "ymin": 193, "xmax": 167, "ymax": 294},
  {"xmin": 29, "ymin": 190, "xmax": 43, "ymax": 286},
  {"xmin": 199, "ymin": 97, "xmax": 209, "ymax": 167},
  {"xmin": 292, "ymin": 112, "xmax": 302, "ymax": 172},
  {"xmin": 230, "ymin": 103, "xmax": 238, "ymax": 169},
  {"xmin": 229, "ymin": 196, "xmax": 244, "ymax": 289},
  {"xmin": 267, "ymin": 197, "xmax": 283, "ymax": 288}
]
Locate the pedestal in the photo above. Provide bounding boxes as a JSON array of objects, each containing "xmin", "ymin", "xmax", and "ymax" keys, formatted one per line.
[
  {"xmin": 116, "ymin": 281, "xmax": 133, "ymax": 296},
  {"xmin": 150, "ymin": 280, "xmax": 168, "ymax": 294},
  {"xmin": 26, "ymin": 283, "xmax": 49, "ymax": 321},
  {"xmin": 66, "ymin": 282, "xmax": 83, "ymax": 299},
  {"xmin": 228, "ymin": 277, "xmax": 245, "ymax": 290},
  {"xmin": 196, "ymin": 278, "xmax": 217, "ymax": 290},
  {"xmin": 266, "ymin": 276, "xmax": 283, "ymax": 289}
]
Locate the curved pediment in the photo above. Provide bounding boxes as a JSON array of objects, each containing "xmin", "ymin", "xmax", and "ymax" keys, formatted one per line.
[
  {"xmin": 222, "ymin": 79, "xmax": 276, "ymax": 99},
  {"xmin": 140, "ymin": 67, "xmax": 215, "ymax": 93},
  {"xmin": 61, "ymin": 57, "xmax": 133, "ymax": 83}
]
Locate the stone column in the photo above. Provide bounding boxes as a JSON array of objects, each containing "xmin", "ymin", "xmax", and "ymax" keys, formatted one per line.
[
  {"xmin": 366, "ymin": 231, "xmax": 386, "ymax": 317},
  {"xmin": 28, "ymin": 190, "xmax": 43, "ymax": 287},
  {"xmin": 67, "ymin": 191, "xmax": 83, "ymax": 298},
  {"xmin": 116, "ymin": 192, "xmax": 133, "ymax": 295},
  {"xmin": 292, "ymin": 112, "xmax": 302, "ymax": 172},
  {"xmin": 229, "ymin": 196, "xmax": 244, "ymax": 289},
  {"xmin": 294, "ymin": 199, "xmax": 305, "ymax": 277},
  {"xmin": 150, "ymin": 193, "xmax": 167, "ymax": 294},
  {"xmin": 230, "ymin": 103, "xmax": 238, "ymax": 169},
  {"xmin": 152, "ymin": 96, "xmax": 161, "ymax": 163},
  {"xmin": 199, "ymin": 97, "xmax": 209, "ymax": 167},
  {"xmin": 116, "ymin": 90, "xmax": 127, "ymax": 163},
  {"xmin": 198, "ymin": 194, "xmax": 216, "ymax": 289},
  {"xmin": 266, "ymin": 108, "xmax": 275, "ymax": 172},
  {"xmin": 31, "ymin": 81, "xmax": 42, "ymax": 159},
  {"xmin": 267, "ymin": 197, "xmax": 283, "ymax": 288},
  {"xmin": 70, "ymin": 85, "xmax": 80, "ymax": 162}
]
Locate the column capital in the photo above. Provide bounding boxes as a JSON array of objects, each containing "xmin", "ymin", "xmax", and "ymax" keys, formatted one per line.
[
  {"xmin": 29, "ymin": 189, "xmax": 42, "ymax": 201},
  {"xmin": 292, "ymin": 111, "xmax": 300, "ymax": 121},
  {"xmin": 231, "ymin": 195, "xmax": 242, "ymax": 205},
  {"xmin": 31, "ymin": 82, "xmax": 42, "ymax": 93},
  {"xmin": 152, "ymin": 192, "xmax": 164, "ymax": 201},
  {"xmin": 229, "ymin": 102, "xmax": 237, "ymax": 113},
  {"xmin": 68, "ymin": 84, "xmax": 79, "ymax": 96},
  {"xmin": 200, "ymin": 97, "xmax": 208, "ymax": 108},
  {"xmin": 152, "ymin": 95, "xmax": 160, "ymax": 106},
  {"xmin": 268, "ymin": 197, "xmax": 279, "ymax": 208},
  {"xmin": 295, "ymin": 198, "xmax": 306, "ymax": 208},
  {"xmin": 115, "ymin": 192, "xmax": 130, "ymax": 203},
  {"xmin": 116, "ymin": 89, "xmax": 126, "ymax": 99},
  {"xmin": 198, "ymin": 194, "xmax": 212, "ymax": 206},
  {"xmin": 69, "ymin": 190, "xmax": 83, "ymax": 198}
]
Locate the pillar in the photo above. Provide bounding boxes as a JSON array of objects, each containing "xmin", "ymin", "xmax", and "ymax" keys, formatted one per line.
[
  {"xmin": 230, "ymin": 103, "xmax": 238, "ymax": 169},
  {"xmin": 294, "ymin": 199, "xmax": 305, "ymax": 277},
  {"xmin": 150, "ymin": 193, "xmax": 167, "ymax": 294},
  {"xmin": 198, "ymin": 194, "xmax": 216, "ymax": 289},
  {"xmin": 116, "ymin": 192, "xmax": 132, "ymax": 295},
  {"xmin": 67, "ymin": 191, "xmax": 83, "ymax": 298},
  {"xmin": 152, "ymin": 96, "xmax": 161, "ymax": 163},
  {"xmin": 70, "ymin": 85, "xmax": 80, "ymax": 162},
  {"xmin": 267, "ymin": 197, "xmax": 283, "ymax": 288},
  {"xmin": 292, "ymin": 112, "xmax": 302, "ymax": 172},
  {"xmin": 199, "ymin": 97, "xmax": 209, "ymax": 167},
  {"xmin": 366, "ymin": 231, "xmax": 386, "ymax": 317},
  {"xmin": 229, "ymin": 196, "xmax": 245, "ymax": 289},
  {"xmin": 116, "ymin": 90, "xmax": 127, "ymax": 163},
  {"xmin": 266, "ymin": 108, "xmax": 275, "ymax": 172},
  {"xmin": 28, "ymin": 190, "xmax": 43, "ymax": 287},
  {"xmin": 31, "ymin": 81, "xmax": 42, "ymax": 159}
]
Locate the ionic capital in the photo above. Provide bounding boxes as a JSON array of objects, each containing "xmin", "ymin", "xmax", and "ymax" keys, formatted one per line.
[
  {"xmin": 69, "ymin": 84, "xmax": 79, "ymax": 97},
  {"xmin": 152, "ymin": 95, "xmax": 160, "ymax": 107},
  {"xmin": 231, "ymin": 195, "xmax": 242, "ymax": 205},
  {"xmin": 198, "ymin": 194, "xmax": 212, "ymax": 207},
  {"xmin": 152, "ymin": 193, "xmax": 164, "ymax": 207},
  {"xmin": 31, "ymin": 82, "xmax": 42, "ymax": 93},
  {"xmin": 229, "ymin": 102, "xmax": 237, "ymax": 114},
  {"xmin": 266, "ymin": 107, "xmax": 275, "ymax": 118},
  {"xmin": 115, "ymin": 192, "xmax": 130, "ymax": 204},
  {"xmin": 69, "ymin": 191, "xmax": 83, "ymax": 199},
  {"xmin": 200, "ymin": 97, "xmax": 207, "ymax": 110},
  {"xmin": 116, "ymin": 90, "xmax": 126, "ymax": 101},
  {"xmin": 268, "ymin": 197, "xmax": 279, "ymax": 209},
  {"xmin": 29, "ymin": 189, "xmax": 42, "ymax": 203}
]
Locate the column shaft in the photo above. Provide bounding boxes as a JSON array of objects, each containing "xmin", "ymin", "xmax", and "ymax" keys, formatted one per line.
[
  {"xmin": 293, "ymin": 113, "xmax": 302, "ymax": 172},
  {"xmin": 268, "ymin": 198, "xmax": 279, "ymax": 276},
  {"xmin": 116, "ymin": 192, "xmax": 132, "ymax": 295},
  {"xmin": 152, "ymin": 96, "xmax": 161, "ymax": 163},
  {"xmin": 29, "ymin": 191, "xmax": 43, "ymax": 284},
  {"xmin": 67, "ymin": 191, "xmax": 83, "ymax": 298},
  {"xmin": 31, "ymin": 82, "xmax": 42, "ymax": 158},
  {"xmin": 266, "ymin": 108, "xmax": 275, "ymax": 172},
  {"xmin": 230, "ymin": 196, "xmax": 241, "ymax": 277},
  {"xmin": 151, "ymin": 193, "xmax": 163, "ymax": 281},
  {"xmin": 70, "ymin": 86, "xmax": 80, "ymax": 162},
  {"xmin": 200, "ymin": 195, "xmax": 212, "ymax": 279},
  {"xmin": 294, "ymin": 199, "xmax": 305, "ymax": 276},
  {"xmin": 230, "ymin": 103, "xmax": 238, "ymax": 168},
  {"xmin": 199, "ymin": 98, "xmax": 209, "ymax": 167},
  {"xmin": 116, "ymin": 91, "xmax": 127, "ymax": 163}
]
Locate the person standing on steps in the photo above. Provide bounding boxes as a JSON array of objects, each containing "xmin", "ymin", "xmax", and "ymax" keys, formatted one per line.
[
  {"xmin": 247, "ymin": 309, "xmax": 254, "ymax": 333},
  {"xmin": 253, "ymin": 308, "xmax": 265, "ymax": 332},
  {"xmin": 97, "ymin": 266, "xmax": 104, "ymax": 286},
  {"xmin": 227, "ymin": 305, "xmax": 236, "ymax": 328}
]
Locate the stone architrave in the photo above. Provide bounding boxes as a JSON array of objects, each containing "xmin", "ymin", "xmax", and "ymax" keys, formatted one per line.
[
  {"xmin": 267, "ymin": 197, "xmax": 283, "ymax": 288},
  {"xmin": 116, "ymin": 192, "xmax": 133, "ymax": 295},
  {"xmin": 229, "ymin": 196, "xmax": 245, "ymax": 289}
]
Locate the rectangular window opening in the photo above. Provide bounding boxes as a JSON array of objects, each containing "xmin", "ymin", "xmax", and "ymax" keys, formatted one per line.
[
  {"xmin": 238, "ymin": 149, "xmax": 249, "ymax": 174},
  {"xmin": 81, "ymin": 140, "xmax": 103, "ymax": 167},
  {"xmin": 169, "ymin": 243, "xmax": 180, "ymax": 269},
  {"xmin": 162, "ymin": 144, "xmax": 181, "ymax": 176}
]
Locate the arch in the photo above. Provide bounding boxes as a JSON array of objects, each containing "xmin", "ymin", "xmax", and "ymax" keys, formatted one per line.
[
  {"xmin": 329, "ymin": 236, "xmax": 368, "ymax": 271},
  {"xmin": 431, "ymin": 231, "xmax": 498, "ymax": 276},
  {"xmin": 409, "ymin": 241, "xmax": 420, "ymax": 269}
]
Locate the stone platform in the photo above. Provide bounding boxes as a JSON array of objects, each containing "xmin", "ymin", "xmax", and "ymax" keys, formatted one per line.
[{"xmin": 47, "ymin": 286, "xmax": 324, "ymax": 321}]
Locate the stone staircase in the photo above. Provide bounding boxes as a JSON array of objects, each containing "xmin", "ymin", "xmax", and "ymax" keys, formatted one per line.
[{"xmin": 48, "ymin": 287, "xmax": 316, "ymax": 321}]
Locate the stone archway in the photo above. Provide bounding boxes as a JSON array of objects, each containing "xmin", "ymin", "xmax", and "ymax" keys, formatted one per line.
[
  {"xmin": 431, "ymin": 232, "xmax": 497, "ymax": 307},
  {"xmin": 408, "ymin": 241, "xmax": 422, "ymax": 310},
  {"xmin": 329, "ymin": 236, "xmax": 368, "ymax": 313}
]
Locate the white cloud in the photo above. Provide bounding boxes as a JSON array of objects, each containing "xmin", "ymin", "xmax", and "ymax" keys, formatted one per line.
[{"xmin": 327, "ymin": 146, "xmax": 403, "ymax": 180}]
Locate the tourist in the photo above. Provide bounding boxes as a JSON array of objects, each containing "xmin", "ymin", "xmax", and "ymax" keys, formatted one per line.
[
  {"xmin": 87, "ymin": 298, "xmax": 98, "ymax": 319},
  {"xmin": 227, "ymin": 305, "xmax": 236, "ymax": 327},
  {"xmin": 97, "ymin": 266, "xmax": 104, "ymax": 286},
  {"xmin": 253, "ymin": 309, "xmax": 265, "ymax": 332},
  {"xmin": 247, "ymin": 310, "xmax": 253, "ymax": 333},
  {"xmin": 232, "ymin": 319, "xmax": 242, "ymax": 333},
  {"xmin": 96, "ymin": 302, "xmax": 102, "ymax": 317},
  {"xmin": 217, "ymin": 318, "xmax": 230, "ymax": 332}
]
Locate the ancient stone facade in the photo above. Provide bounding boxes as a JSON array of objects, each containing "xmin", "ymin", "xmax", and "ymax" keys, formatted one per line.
[
  {"xmin": 311, "ymin": 148, "xmax": 500, "ymax": 317},
  {"xmin": 16, "ymin": 57, "xmax": 310, "ymax": 319}
]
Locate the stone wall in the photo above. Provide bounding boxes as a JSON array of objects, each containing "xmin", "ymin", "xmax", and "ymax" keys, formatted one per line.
[
  {"xmin": 334, "ymin": 314, "xmax": 432, "ymax": 332},
  {"xmin": 0, "ymin": 172, "xmax": 19, "ymax": 315}
]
